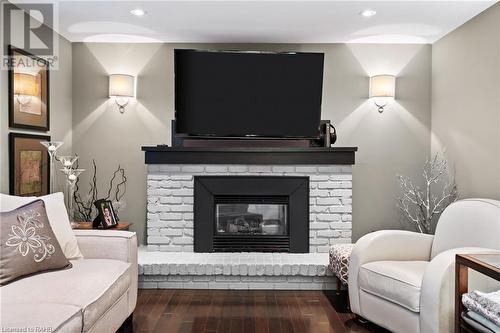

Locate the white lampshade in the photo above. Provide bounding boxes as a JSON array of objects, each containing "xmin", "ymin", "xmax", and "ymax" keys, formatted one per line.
[
  {"xmin": 369, "ymin": 75, "xmax": 396, "ymax": 98},
  {"xmin": 109, "ymin": 74, "xmax": 134, "ymax": 97}
]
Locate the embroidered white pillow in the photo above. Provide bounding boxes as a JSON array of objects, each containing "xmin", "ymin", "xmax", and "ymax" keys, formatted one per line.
[
  {"xmin": 0, "ymin": 200, "xmax": 72, "ymax": 285},
  {"xmin": 0, "ymin": 193, "xmax": 83, "ymax": 260}
]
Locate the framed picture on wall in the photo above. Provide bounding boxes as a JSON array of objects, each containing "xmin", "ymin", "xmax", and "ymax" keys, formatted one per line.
[
  {"xmin": 9, "ymin": 133, "xmax": 51, "ymax": 196},
  {"xmin": 8, "ymin": 45, "xmax": 50, "ymax": 131}
]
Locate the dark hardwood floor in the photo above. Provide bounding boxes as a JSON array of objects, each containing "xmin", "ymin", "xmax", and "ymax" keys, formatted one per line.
[{"xmin": 131, "ymin": 289, "xmax": 388, "ymax": 333}]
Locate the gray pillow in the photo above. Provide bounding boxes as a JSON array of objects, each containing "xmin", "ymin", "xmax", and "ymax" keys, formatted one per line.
[{"xmin": 1, "ymin": 199, "xmax": 71, "ymax": 285}]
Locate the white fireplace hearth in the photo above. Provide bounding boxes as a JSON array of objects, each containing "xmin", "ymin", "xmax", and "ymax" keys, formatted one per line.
[{"xmin": 138, "ymin": 250, "xmax": 336, "ymax": 290}]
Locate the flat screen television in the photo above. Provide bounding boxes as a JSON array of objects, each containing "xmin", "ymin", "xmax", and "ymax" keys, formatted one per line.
[{"xmin": 174, "ymin": 49, "xmax": 324, "ymax": 139}]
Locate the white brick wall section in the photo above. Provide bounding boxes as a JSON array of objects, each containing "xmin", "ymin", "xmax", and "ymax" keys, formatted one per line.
[{"xmin": 147, "ymin": 164, "xmax": 352, "ymax": 252}]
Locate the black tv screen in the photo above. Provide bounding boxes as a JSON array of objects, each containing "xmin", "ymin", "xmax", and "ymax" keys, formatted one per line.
[{"xmin": 174, "ymin": 50, "xmax": 324, "ymax": 138}]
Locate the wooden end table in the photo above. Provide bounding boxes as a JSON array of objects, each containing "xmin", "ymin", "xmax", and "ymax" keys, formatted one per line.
[
  {"xmin": 455, "ymin": 253, "xmax": 500, "ymax": 332},
  {"xmin": 72, "ymin": 222, "xmax": 132, "ymax": 231}
]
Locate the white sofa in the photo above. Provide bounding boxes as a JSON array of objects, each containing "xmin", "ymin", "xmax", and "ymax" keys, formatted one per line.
[
  {"xmin": 348, "ymin": 198, "xmax": 500, "ymax": 333},
  {"xmin": 0, "ymin": 229, "xmax": 138, "ymax": 333}
]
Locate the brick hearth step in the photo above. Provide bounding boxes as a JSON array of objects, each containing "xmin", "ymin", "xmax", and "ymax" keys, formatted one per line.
[{"xmin": 138, "ymin": 248, "xmax": 336, "ymax": 290}]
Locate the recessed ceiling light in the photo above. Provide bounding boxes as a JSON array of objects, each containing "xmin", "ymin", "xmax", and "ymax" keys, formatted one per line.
[
  {"xmin": 130, "ymin": 9, "xmax": 146, "ymax": 17},
  {"xmin": 360, "ymin": 9, "xmax": 377, "ymax": 18}
]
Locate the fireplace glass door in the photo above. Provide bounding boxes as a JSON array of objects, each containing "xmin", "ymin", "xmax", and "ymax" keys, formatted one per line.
[
  {"xmin": 216, "ymin": 203, "xmax": 288, "ymax": 236},
  {"xmin": 215, "ymin": 197, "xmax": 289, "ymax": 237}
]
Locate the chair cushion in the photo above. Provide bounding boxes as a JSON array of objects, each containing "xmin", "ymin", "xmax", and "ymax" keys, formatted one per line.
[
  {"xmin": 359, "ymin": 260, "xmax": 428, "ymax": 312},
  {"xmin": 1, "ymin": 258, "xmax": 131, "ymax": 332},
  {"xmin": 0, "ymin": 303, "xmax": 83, "ymax": 333},
  {"xmin": 0, "ymin": 193, "xmax": 84, "ymax": 260}
]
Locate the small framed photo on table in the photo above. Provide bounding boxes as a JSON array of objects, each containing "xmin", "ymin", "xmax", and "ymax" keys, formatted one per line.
[{"xmin": 94, "ymin": 199, "xmax": 118, "ymax": 229}]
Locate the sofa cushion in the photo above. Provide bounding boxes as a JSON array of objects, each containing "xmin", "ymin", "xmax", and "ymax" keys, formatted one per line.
[
  {"xmin": 1, "ymin": 258, "xmax": 131, "ymax": 332},
  {"xmin": 0, "ymin": 200, "xmax": 72, "ymax": 285},
  {"xmin": 0, "ymin": 303, "xmax": 83, "ymax": 333},
  {"xmin": 359, "ymin": 260, "xmax": 428, "ymax": 312},
  {"xmin": 0, "ymin": 193, "xmax": 84, "ymax": 260}
]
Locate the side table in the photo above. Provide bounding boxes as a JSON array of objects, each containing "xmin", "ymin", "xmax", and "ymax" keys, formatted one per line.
[
  {"xmin": 455, "ymin": 253, "xmax": 500, "ymax": 333},
  {"xmin": 72, "ymin": 222, "xmax": 132, "ymax": 231}
]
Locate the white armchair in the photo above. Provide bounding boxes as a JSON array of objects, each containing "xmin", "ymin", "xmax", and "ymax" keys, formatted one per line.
[{"xmin": 348, "ymin": 198, "xmax": 500, "ymax": 333}]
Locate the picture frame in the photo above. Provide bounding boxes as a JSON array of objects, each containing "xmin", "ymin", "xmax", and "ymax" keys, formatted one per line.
[
  {"xmin": 9, "ymin": 132, "xmax": 51, "ymax": 196},
  {"xmin": 94, "ymin": 199, "xmax": 119, "ymax": 229},
  {"xmin": 8, "ymin": 45, "xmax": 50, "ymax": 131}
]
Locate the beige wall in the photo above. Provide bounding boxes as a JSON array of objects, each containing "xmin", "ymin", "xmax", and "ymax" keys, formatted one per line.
[
  {"xmin": 2, "ymin": 1, "xmax": 497, "ymax": 245},
  {"xmin": 72, "ymin": 43, "xmax": 432, "ymax": 244},
  {"xmin": 0, "ymin": 3, "xmax": 73, "ymax": 194},
  {"xmin": 432, "ymin": 3, "xmax": 500, "ymax": 200}
]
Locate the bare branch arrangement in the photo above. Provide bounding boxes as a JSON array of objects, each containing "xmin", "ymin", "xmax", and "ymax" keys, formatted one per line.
[
  {"xmin": 397, "ymin": 154, "xmax": 458, "ymax": 234},
  {"xmin": 73, "ymin": 159, "xmax": 127, "ymax": 221}
]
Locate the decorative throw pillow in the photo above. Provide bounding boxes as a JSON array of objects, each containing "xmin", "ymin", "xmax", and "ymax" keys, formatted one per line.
[
  {"xmin": 0, "ymin": 193, "xmax": 83, "ymax": 259},
  {"xmin": 0, "ymin": 199, "xmax": 72, "ymax": 286}
]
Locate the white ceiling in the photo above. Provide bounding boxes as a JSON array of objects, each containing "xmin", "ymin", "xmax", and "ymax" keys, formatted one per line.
[{"xmin": 48, "ymin": 1, "xmax": 498, "ymax": 44}]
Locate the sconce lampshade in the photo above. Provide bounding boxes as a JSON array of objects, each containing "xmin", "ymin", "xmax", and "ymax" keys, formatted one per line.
[
  {"xmin": 369, "ymin": 75, "xmax": 396, "ymax": 99},
  {"xmin": 14, "ymin": 73, "xmax": 38, "ymax": 96},
  {"xmin": 109, "ymin": 74, "xmax": 134, "ymax": 97}
]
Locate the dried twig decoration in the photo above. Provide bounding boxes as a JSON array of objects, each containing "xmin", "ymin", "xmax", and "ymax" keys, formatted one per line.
[
  {"xmin": 73, "ymin": 159, "xmax": 127, "ymax": 221},
  {"xmin": 397, "ymin": 154, "xmax": 459, "ymax": 234}
]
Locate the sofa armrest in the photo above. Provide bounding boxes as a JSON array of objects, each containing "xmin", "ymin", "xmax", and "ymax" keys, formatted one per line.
[
  {"xmin": 73, "ymin": 229, "xmax": 137, "ymax": 263},
  {"xmin": 348, "ymin": 230, "xmax": 434, "ymax": 315},
  {"xmin": 420, "ymin": 247, "xmax": 500, "ymax": 333},
  {"xmin": 73, "ymin": 229, "xmax": 138, "ymax": 316}
]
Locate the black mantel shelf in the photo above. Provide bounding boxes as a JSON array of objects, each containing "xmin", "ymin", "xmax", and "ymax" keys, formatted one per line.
[{"xmin": 142, "ymin": 146, "xmax": 358, "ymax": 165}]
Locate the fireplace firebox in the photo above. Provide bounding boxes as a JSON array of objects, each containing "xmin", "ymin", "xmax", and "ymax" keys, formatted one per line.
[{"xmin": 194, "ymin": 176, "xmax": 309, "ymax": 253}]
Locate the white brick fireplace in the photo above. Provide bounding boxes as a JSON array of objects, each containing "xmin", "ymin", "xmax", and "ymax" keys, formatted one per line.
[
  {"xmin": 146, "ymin": 164, "xmax": 352, "ymax": 253},
  {"xmin": 139, "ymin": 146, "xmax": 356, "ymax": 289}
]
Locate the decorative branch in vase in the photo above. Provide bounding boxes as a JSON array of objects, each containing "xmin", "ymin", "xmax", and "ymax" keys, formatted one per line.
[
  {"xmin": 397, "ymin": 154, "xmax": 459, "ymax": 234},
  {"xmin": 73, "ymin": 159, "xmax": 127, "ymax": 222}
]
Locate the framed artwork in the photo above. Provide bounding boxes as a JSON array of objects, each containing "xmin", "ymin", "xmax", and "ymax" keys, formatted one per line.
[
  {"xmin": 9, "ymin": 133, "xmax": 51, "ymax": 196},
  {"xmin": 8, "ymin": 45, "xmax": 50, "ymax": 131},
  {"xmin": 94, "ymin": 199, "xmax": 119, "ymax": 229}
]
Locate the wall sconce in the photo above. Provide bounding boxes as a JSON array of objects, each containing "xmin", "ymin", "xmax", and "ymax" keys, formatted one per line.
[
  {"xmin": 109, "ymin": 74, "xmax": 134, "ymax": 113},
  {"xmin": 369, "ymin": 75, "xmax": 396, "ymax": 113},
  {"xmin": 14, "ymin": 73, "xmax": 38, "ymax": 107}
]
